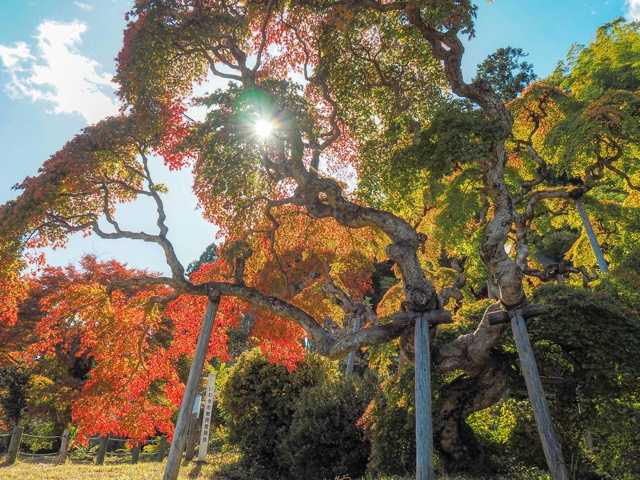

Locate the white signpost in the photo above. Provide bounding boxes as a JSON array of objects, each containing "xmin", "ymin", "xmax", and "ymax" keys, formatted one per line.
[{"xmin": 197, "ymin": 373, "xmax": 217, "ymax": 462}]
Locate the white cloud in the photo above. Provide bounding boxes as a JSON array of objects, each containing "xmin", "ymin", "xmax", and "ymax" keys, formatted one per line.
[
  {"xmin": 629, "ymin": 0, "xmax": 640, "ymax": 20},
  {"xmin": 0, "ymin": 20, "xmax": 118, "ymax": 124},
  {"xmin": 74, "ymin": 1, "xmax": 94, "ymax": 11},
  {"xmin": 0, "ymin": 42, "xmax": 33, "ymax": 69}
]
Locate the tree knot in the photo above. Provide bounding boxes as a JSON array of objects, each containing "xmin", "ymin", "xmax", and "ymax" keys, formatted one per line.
[{"xmin": 499, "ymin": 295, "xmax": 528, "ymax": 312}]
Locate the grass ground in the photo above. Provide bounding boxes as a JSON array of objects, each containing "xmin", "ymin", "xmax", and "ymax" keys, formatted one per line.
[
  {"xmin": 0, "ymin": 453, "xmax": 233, "ymax": 480},
  {"xmin": 0, "ymin": 460, "xmax": 530, "ymax": 480},
  {"xmin": 0, "ymin": 454, "xmax": 546, "ymax": 479},
  {"xmin": 0, "ymin": 460, "xmax": 490, "ymax": 480}
]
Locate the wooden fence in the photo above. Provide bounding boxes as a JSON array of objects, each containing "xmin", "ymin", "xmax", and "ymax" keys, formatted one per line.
[
  {"xmin": 1, "ymin": 378, "xmax": 215, "ymax": 469},
  {"xmin": 0, "ymin": 427, "xmax": 171, "ymax": 466}
]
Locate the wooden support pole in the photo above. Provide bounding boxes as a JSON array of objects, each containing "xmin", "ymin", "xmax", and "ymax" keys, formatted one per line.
[
  {"xmin": 95, "ymin": 436, "xmax": 108, "ymax": 465},
  {"xmin": 510, "ymin": 309, "xmax": 568, "ymax": 480},
  {"xmin": 163, "ymin": 295, "xmax": 220, "ymax": 480},
  {"xmin": 56, "ymin": 429, "xmax": 70, "ymax": 465},
  {"xmin": 575, "ymin": 200, "xmax": 608, "ymax": 273},
  {"xmin": 157, "ymin": 435, "xmax": 168, "ymax": 461},
  {"xmin": 184, "ymin": 409, "xmax": 199, "ymax": 462},
  {"xmin": 131, "ymin": 444, "xmax": 140, "ymax": 464},
  {"xmin": 186, "ymin": 394, "xmax": 202, "ymax": 462},
  {"xmin": 345, "ymin": 317, "xmax": 361, "ymax": 376},
  {"xmin": 6, "ymin": 426, "xmax": 23, "ymax": 465},
  {"xmin": 414, "ymin": 313, "xmax": 434, "ymax": 480}
]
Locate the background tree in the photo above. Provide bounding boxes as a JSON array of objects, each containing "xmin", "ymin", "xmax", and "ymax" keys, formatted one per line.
[
  {"xmin": 0, "ymin": 2, "xmax": 638, "ymax": 479},
  {"xmin": 475, "ymin": 46, "xmax": 537, "ymax": 102}
]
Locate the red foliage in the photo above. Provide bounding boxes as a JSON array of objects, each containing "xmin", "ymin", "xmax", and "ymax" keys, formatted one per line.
[
  {"xmin": 252, "ymin": 7, "xmax": 322, "ymax": 81},
  {"xmin": 12, "ymin": 255, "xmax": 312, "ymax": 440},
  {"xmin": 153, "ymin": 100, "xmax": 195, "ymax": 170},
  {"xmin": 251, "ymin": 308, "xmax": 306, "ymax": 371},
  {"xmin": 21, "ymin": 258, "xmax": 182, "ymax": 440}
]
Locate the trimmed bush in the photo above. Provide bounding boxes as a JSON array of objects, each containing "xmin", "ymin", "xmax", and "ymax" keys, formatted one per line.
[
  {"xmin": 281, "ymin": 379, "xmax": 371, "ymax": 480},
  {"xmin": 220, "ymin": 349, "xmax": 372, "ymax": 479},
  {"xmin": 219, "ymin": 349, "xmax": 331, "ymax": 477}
]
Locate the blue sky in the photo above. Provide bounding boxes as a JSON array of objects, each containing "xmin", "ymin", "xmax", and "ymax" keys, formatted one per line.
[{"xmin": 0, "ymin": 0, "xmax": 637, "ymax": 275}]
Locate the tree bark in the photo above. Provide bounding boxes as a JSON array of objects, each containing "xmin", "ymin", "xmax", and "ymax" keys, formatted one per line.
[
  {"xmin": 345, "ymin": 316, "xmax": 361, "ymax": 376},
  {"xmin": 184, "ymin": 409, "xmax": 199, "ymax": 462},
  {"xmin": 131, "ymin": 444, "xmax": 140, "ymax": 464},
  {"xmin": 158, "ymin": 435, "xmax": 168, "ymax": 460},
  {"xmin": 6, "ymin": 426, "xmax": 23, "ymax": 465},
  {"xmin": 435, "ymin": 364, "xmax": 507, "ymax": 474},
  {"xmin": 163, "ymin": 294, "xmax": 219, "ymax": 480}
]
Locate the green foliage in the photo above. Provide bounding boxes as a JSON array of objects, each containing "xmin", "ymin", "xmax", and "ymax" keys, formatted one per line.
[
  {"xmin": 431, "ymin": 167, "xmax": 484, "ymax": 246},
  {"xmin": 528, "ymin": 22, "xmax": 640, "ymax": 195},
  {"xmin": 544, "ymin": 89, "xmax": 640, "ymax": 173},
  {"xmin": 606, "ymin": 244, "xmax": 640, "ymax": 307},
  {"xmin": 362, "ymin": 365, "xmax": 416, "ymax": 477},
  {"xmin": 508, "ymin": 22, "xmax": 640, "ymax": 285},
  {"xmin": 475, "ymin": 47, "xmax": 537, "ymax": 101},
  {"xmin": 281, "ymin": 379, "xmax": 372, "ymax": 480},
  {"xmin": 468, "ymin": 398, "xmax": 547, "ymax": 472},
  {"xmin": 530, "ymin": 283, "xmax": 640, "ymax": 396},
  {"xmin": 458, "ymin": 283, "xmax": 640, "ymax": 478},
  {"xmin": 20, "ymin": 417, "xmax": 58, "ymax": 453},
  {"xmin": 532, "ymin": 227, "xmax": 580, "ymax": 264},
  {"xmin": 396, "ymin": 103, "xmax": 498, "ymax": 182},
  {"xmin": 186, "ymin": 242, "xmax": 218, "ymax": 276},
  {"xmin": 358, "ymin": 100, "xmax": 496, "ymax": 244},
  {"xmin": 584, "ymin": 395, "xmax": 640, "ymax": 480},
  {"xmin": 0, "ymin": 366, "xmax": 29, "ymax": 425},
  {"xmin": 555, "ymin": 20, "xmax": 640, "ymax": 102},
  {"xmin": 220, "ymin": 349, "xmax": 373, "ymax": 479},
  {"xmin": 322, "ymin": 8, "xmax": 446, "ymax": 138},
  {"xmin": 189, "ymin": 87, "xmax": 274, "ymax": 224},
  {"xmin": 318, "ymin": 8, "xmax": 451, "ymax": 224},
  {"xmin": 117, "ymin": 1, "xmax": 226, "ymax": 107},
  {"xmin": 466, "ymin": 399, "xmax": 518, "ymax": 447},
  {"xmin": 435, "ymin": 298, "xmax": 489, "ymax": 347},
  {"xmin": 188, "ymin": 81, "xmax": 313, "ymax": 230},
  {"xmin": 511, "ymin": 283, "xmax": 640, "ymax": 478}
]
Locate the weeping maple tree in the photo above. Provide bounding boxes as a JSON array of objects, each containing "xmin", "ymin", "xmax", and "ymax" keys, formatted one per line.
[{"xmin": 1, "ymin": 1, "xmax": 639, "ymax": 479}]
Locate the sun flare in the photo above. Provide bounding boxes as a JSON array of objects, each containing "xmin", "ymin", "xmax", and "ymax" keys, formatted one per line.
[{"xmin": 254, "ymin": 118, "xmax": 275, "ymax": 140}]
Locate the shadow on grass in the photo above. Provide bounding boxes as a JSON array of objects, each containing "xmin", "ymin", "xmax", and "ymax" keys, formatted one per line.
[{"xmin": 187, "ymin": 461, "xmax": 203, "ymax": 478}]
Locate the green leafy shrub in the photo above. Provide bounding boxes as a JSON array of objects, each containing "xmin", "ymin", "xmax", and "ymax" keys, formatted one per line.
[
  {"xmin": 495, "ymin": 283, "xmax": 640, "ymax": 478},
  {"xmin": 468, "ymin": 398, "xmax": 547, "ymax": 472},
  {"xmin": 220, "ymin": 349, "xmax": 372, "ymax": 479},
  {"xmin": 281, "ymin": 378, "xmax": 371, "ymax": 480},
  {"xmin": 361, "ymin": 365, "xmax": 416, "ymax": 477},
  {"xmin": 460, "ymin": 283, "xmax": 640, "ymax": 479}
]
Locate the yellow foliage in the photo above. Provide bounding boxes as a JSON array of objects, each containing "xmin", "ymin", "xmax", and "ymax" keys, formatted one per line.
[{"xmin": 376, "ymin": 283, "xmax": 404, "ymax": 318}]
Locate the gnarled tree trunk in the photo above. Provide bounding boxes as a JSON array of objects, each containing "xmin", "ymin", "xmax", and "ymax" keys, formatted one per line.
[{"xmin": 435, "ymin": 362, "xmax": 507, "ymax": 474}]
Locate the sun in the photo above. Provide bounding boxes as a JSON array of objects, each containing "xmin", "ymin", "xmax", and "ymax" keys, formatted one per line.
[{"xmin": 254, "ymin": 117, "xmax": 275, "ymax": 140}]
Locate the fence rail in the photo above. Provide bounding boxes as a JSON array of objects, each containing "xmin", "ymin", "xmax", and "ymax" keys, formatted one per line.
[
  {"xmin": 22, "ymin": 433, "xmax": 62, "ymax": 440},
  {"xmin": 0, "ymin": 428, "xmax": 172, "ymax": 466}
]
